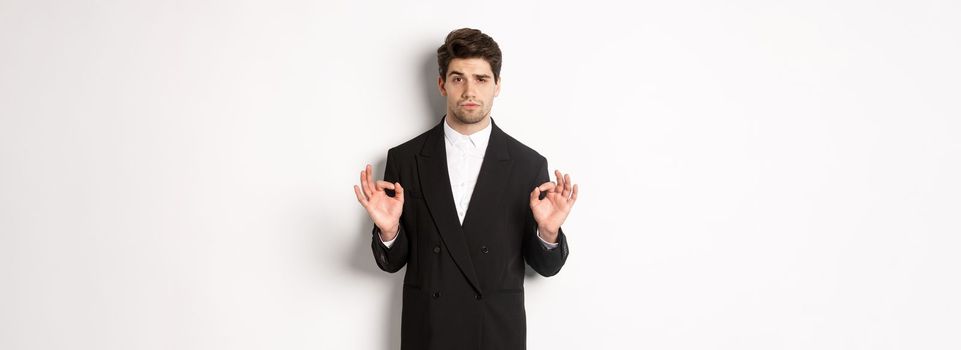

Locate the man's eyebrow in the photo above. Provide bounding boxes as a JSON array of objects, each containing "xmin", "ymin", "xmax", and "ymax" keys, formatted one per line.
[{"xmin": 447, "ymin": 71, "xmax": 492, "ymax": 79}]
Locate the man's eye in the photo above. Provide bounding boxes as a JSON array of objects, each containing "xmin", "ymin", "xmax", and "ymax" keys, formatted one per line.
[{"xmin": 453, "ymin": 77, "xmax": 462, "ymax": 82}]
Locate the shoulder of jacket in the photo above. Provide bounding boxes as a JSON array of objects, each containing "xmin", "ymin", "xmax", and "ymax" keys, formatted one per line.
[
  {"xmin": 386, "ymin": 128, "xmax": 433, "ymax": 158},
  {"xmin": 501, "ymin": 129, "xmax": 546, "ymax": 164}
]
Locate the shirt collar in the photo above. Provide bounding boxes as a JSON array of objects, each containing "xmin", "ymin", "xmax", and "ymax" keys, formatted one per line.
[{"xmin": 443, "ymin": 115, "xmax": 493, "ymax": 151}]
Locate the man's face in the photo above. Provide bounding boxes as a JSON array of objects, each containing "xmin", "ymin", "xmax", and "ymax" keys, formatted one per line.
[{"xmin": 438, "ymin": 57, "xmax": 501, "ymax": 125}]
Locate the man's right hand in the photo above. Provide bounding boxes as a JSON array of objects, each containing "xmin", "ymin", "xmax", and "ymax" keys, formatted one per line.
[{"xmin": 353, "ymin": 164, "xmax": 404, "ymax": 241}]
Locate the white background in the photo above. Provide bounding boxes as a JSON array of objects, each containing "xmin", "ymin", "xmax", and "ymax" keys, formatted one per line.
[{"xmin": 2, "ymin": 0, "xmax": 959, "ymax": 349}]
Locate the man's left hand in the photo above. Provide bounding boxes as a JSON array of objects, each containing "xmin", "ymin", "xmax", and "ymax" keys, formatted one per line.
[{"xmin": 530, "ymin": 170, "xmax": 579, "ymax": 243}]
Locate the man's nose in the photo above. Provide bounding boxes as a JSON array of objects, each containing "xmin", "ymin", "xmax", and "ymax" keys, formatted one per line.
[{"xmin": 461, "ymin": 80, "xmax": 477, "ymax": 98}]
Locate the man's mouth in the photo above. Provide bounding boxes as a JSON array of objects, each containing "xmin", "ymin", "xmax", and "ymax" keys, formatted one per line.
[{"xmin": 461, "ymin": 102, "xmax": 480, "ymax": 109}]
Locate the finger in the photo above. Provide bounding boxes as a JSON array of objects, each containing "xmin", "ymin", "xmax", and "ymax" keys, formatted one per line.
[
  {"xmin": 558, "ymin": 171, "xmax": 568, "ymax": 198},
  {"xmin": 564, "ymin": 173, "xmax": 572, "ymax": 198},
  {"xmin": 394, "ymin": 182, "xmax": 404, "ymax": 202},
  {"xmin": 360, "ymin": 170, "xmax": 373, "ymax": 198},
  {"xmin": 538, "ymin": 182, "xmax": 557, "ymax": 192},
  {"xmin": 365, "ymin": 164, "xmax": 377, "ymax": 194},
  {"xmin": 530, "ymin": 186, "xmax": 541, "ymax": 207},
  {"xmin": 570, "ymin": 183, "xmax": 579, "ymax": 205},
  {"xmin": 375, "ymin": 180, "xmax": 395, "ymax": 191},
  {"xmin": 353, "ymin": 185, "xmax": 369, "ymax": 207},
  {"xmin": 554, "ymin": 169, "xmax": 564, "ymax": 192}
]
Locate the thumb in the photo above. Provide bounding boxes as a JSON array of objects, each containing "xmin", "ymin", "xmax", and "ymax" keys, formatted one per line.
[
  {"xmin": 394, "ymin": 182, "xmax": 404, "ymax": 201},
  {"xmin": 529, "ymin": 186, "xmax": 540, "ymax": 207}
]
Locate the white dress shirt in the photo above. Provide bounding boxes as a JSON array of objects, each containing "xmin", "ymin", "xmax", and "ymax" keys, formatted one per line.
[{"xmin": 381, "ymin": 116, "xmax": 558, "ymax": 249}]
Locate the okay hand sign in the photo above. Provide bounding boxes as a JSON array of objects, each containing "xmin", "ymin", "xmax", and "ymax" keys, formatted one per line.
[
  {"xmin": 353, "ymin": 164, "xmax": 404, "ymax": 241},
  {"xmin": 530, "ymin": 170, "xmax": 578, "ymax": 242}
]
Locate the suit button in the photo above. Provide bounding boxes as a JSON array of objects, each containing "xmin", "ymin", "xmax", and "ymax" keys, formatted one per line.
[
  {"xmin": 475, "ymin": 294, "xmax": 482, "ymax": 300},
  {"xmin": 433, "ymin": 246, "xmax": 441, "ymax": 254},
  {"xmin": 480, "ymin": 246, "xmax": 489, "ymax": 254},
  {"xmin": 432, "ymin": 291, "xmax": 441, "ymax": 299}
]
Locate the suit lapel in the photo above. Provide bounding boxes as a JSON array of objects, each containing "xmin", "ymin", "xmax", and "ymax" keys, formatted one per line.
[
  {"xmin": 417, "ymin": 119, "xmax": 481, "ymax": 294},
  {"xmin": 461, "ymin": 121, "xmax": 513, "ymax": 230}
]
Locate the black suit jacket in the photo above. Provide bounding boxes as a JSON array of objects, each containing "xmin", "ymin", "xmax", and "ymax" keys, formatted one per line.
[{"xmin": 371, "ymin": 117, "xmax": 570, "ymax": 350}]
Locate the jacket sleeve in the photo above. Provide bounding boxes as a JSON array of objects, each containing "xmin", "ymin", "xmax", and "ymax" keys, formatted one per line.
[
  {"xmin": 523, "ymin": 157, "xmax": 570, "ymax": 277},
  {"xmin": 370, "ymin": 150, "xmax": 409, "ymax": 273}
]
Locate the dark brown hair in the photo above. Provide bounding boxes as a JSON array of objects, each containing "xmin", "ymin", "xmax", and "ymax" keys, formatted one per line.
[{"xmin": 437, "ymin": 28, "xmax": 502, "ymax": 82}]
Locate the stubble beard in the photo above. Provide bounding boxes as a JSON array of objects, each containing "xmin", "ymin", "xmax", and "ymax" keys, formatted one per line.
[{"xmin": 449, "ymin": 104, "xmax": 490, "ymax": 125}]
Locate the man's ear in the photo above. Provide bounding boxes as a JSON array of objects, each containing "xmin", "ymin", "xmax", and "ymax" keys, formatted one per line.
[
  {"xmin": 494, "ymin": 77, "xmax": 501, "ymax": 97},
  {"xmin": 438, "ymin": 76, "xmax": 447, "ymax": 96}
]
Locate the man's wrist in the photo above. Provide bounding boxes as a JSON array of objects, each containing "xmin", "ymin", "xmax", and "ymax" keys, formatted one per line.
[
  {"xmin": 378, "ymin": 223, "xmax": 400, "ymax": 241},
  {"xmin": 537, "ymin": 225, "xmax": 559, "ymax": 243}
]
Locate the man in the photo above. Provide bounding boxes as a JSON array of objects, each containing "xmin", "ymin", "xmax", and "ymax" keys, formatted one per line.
[{"xmin": 353, "ymin": 28, "xmax": 578, "ymax": 350}]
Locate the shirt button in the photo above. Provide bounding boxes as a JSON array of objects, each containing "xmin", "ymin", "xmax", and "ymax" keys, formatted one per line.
[{"xmin": 480, "ymin": 246, "xmax": 489, "ymax": 254}]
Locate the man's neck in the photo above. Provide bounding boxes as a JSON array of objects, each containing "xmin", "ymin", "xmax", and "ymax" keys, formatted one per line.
[{"xmin": 445, "ymin": 113, "xmax": 491, "ymax": 136}]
